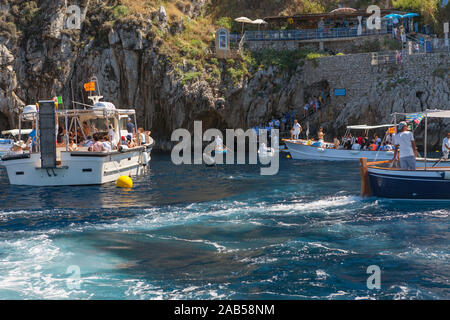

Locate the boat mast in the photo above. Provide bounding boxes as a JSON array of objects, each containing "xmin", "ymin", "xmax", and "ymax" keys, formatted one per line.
[
  {"xmin": 424, "ymin": 112, "xmax": 428, "ymax": 170},
  {"xmin": 65, "ymin": 111, "xmax": 69, "ymax": 152}
]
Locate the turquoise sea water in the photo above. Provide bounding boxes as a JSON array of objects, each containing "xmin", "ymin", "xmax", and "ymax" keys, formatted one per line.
[{"xmin": 0, "ymin": 153, "xmax": 448, "ymax": 299}]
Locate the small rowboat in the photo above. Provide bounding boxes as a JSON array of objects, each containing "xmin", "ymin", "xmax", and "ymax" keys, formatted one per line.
[{"xmin": 360, "ymin": 109, "xmax": 450, "ymax": 200}]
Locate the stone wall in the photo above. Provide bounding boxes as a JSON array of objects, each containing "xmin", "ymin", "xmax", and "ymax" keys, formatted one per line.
[{"xmin": 300, "ymin": 51, "xmax": 450, "ymax": 147}]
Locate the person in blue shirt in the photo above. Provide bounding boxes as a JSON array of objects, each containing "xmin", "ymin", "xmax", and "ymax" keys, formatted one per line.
[
  {"xmin": 127, "ymin": 118, "xmax": 135, "ymax": 134},
  {"xmin": 28, "ymin": 125, "xmax": 39, "ymax": 151}
]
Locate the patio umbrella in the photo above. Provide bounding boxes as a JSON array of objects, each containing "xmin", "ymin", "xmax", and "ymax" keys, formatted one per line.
[
  {"xmin": 330, "ymin": 7, "xmax": 356, "ymax": 13},
  {"xmin": 383, "ymin": 14, "xmax": 404, "ymax": 19},
  {"xmin": 251, "ymin": 19, "xmax": 268, "ymax": 31},
  {"xmin": 235, "ymin": 17, "xmax": 253, "ymax": 34},
  {"xmin": 402, "ymin": 13, "xmax": 420, "ymax": 18}
]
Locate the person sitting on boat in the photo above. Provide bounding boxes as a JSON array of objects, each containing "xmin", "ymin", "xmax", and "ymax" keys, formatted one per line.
[
  {"xmin": 10, "ymin": 142, "xmax": 24, "ymax": 155},
  {"xmin": 442, "ymin": 132, "xmax": 450, "ymax": 159},
  {"xmin": 374, "ymin": 134, "xmax": 381, "ymax": 146},
  {"xmin": 352, "ymin": 141, "xmax": 361, "ymax": 150},
  {"xmin": 127, "ymin": 135, "xmax": 136, "ymax": 148},
  {"xmin": 290, "ymin": 119, "xmax": 301, "ymax": 140},
  {"xmin": 90, "ymin": 134, "xmax": 105, "ymax": 152},
  {"xmin": 369, "ymin": 140, "xmax": 377, "ymax": 151},
  {"xmin": 68, "ymin": 138, "xmax": 78, "ymax": 152},
  {"xmin": 102, "ymin": 135, "xmax": 112, "ymax": 152},
  {"xmin": 333, "ymin": 137, "xmax": 340, "ymax": 149},
  {"xmin": 393, "ymin": 121, "xmax": 417, "ymax": 170}
]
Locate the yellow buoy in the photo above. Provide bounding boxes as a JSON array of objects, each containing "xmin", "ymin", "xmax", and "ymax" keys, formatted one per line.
[
  {"xmin": 116, "ymin": 176, "xmax": 133, "ymax": 188},
  {"xmin": 286, "ymin": 154, "xmax": 291, "ymax": 159}
]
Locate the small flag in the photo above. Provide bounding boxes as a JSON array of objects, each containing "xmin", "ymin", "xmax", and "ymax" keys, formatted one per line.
[
  {"xmin": 388, "ymin": 127, "xmax": 396, "ymax": 134},
  {"xmin": 405, "ymin": 113, "xmax": 425, "ymax": 125},
  {"xmin": 84, "ymin": 81, "xmax": 95, "ymax": 92},
  {"xmin": 57, "ymin": 96, "xmax": 63, "ymax": 104}
]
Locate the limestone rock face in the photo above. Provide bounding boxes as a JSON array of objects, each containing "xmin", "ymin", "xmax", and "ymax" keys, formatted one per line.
[
  {"xmin": 0, "ymin": 44, "xmax": 14, "ymax": 66},
  {"xmin": 0, "ymin": 0, "xmax": 448, "ymax": 152}
]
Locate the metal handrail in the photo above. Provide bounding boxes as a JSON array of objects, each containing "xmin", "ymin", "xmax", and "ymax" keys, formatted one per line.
[{"xmin": 243, "ymin": 27, "xmax": 389, "ymax": 42}]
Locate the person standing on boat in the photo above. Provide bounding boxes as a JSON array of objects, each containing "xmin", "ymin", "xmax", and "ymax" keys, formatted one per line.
[
  {"xmin": 127, "ymin": 118, "xmax": 135, "ymax": 135},
  {"xmin": 318, "ymin": 127, "xmax": 325, "ymax": 142},
  {"xmin": 393, "ymin": 121, "xmax": 418, "ymax": 170},
  {"xmin": 290, "ymin": 119, "xmax": 301, "ymax": 140},
  {"xmin": 215, "ymin": 135, "xmax": 224, "ymax": 151},
  {"xmin": 442, "ymin": 133, "xmax": 450, "ymax": 159}
]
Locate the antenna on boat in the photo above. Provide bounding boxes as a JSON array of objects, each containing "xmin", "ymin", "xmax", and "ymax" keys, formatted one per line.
[{"xmin": 84, "ymin": 76, "xmax": 104, "ymax": 105}]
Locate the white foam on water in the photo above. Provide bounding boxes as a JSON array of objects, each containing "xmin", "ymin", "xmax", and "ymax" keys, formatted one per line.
[
  {"xmin": 0, "ymin": 234, "xmax": 74, "ymax": 299},
  {"xmin": 315, "ymin": 269, "xmax": 329, "ymax": 280},
  {"xmin": 264, "ymin": 196, "xmax": 361, "ymax": 216}
]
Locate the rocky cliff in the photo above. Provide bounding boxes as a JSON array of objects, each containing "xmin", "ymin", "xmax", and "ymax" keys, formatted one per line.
[{"xmin": 0, "ymin": 0, "xmax": 448, "ymax": 150}]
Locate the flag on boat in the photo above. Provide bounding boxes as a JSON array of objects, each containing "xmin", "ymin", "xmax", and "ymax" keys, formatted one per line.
[
  {"xmin": 84, "ymin": 81, "xmax": 95, "ymax": 92},
  {"xmin": 405, "ymin": 113, "xmax": 425, "ymax": 125}
]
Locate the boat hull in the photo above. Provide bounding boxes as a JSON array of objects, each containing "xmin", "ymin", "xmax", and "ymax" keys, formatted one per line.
[
  {"xmin": 2, "ymin": 146, "xmax": 152, "ymax": 186},
  {"xmin": 284, "ymin": 140, "xmax": 394, "ymax": 161},
  {"xmin": 368, "ymin": 167, "xmax": 450, "ymax": 200}
]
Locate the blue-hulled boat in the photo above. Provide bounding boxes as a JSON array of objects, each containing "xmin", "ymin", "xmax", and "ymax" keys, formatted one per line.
[
  {"xmin": 367, "ymin": 164, "xmax": 450, "ymax": 199},
  {"xmin": 361, "ymin": 109, "xmax": 450, "ymax": 200}
]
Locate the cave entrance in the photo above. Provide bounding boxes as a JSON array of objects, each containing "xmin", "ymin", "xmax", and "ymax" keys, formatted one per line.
[
  {"xmin": 0, "ymin": 112, "xmax": 10, "ymax": 132},
  {"xmin": 304, "ymin": 80, "xmax": 330, "ymax": 103},
  {"xmin": 194, "ymin": 110, "xmax": 226, "ymax": 132}
]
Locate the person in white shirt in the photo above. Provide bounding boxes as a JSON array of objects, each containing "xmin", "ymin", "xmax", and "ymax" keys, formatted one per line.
[
  {"xmin": 290, "ymin": 119, "xmax": 301, "ymax": 140},
  {"xmin": 352, "ymin": 142, "xmax": 361, "ymax": 150},
  {"xmin": 393, "ymin": 121, "xmax": 417, "ymax": 170},
  {"xmin": 215, "ymin": 136, "xmax": 224, "ymax": 151},
  {"xmin": 442, "ymin": 133, "xmax": 450, "ymax": 159},
  {"xmin": 259, "ymin": 142, "xmax": 268, "ymax": 156}
]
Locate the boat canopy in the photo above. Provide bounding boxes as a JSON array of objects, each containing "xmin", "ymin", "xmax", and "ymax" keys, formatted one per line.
[
  {"xmin": 392, "ymin": 109, "xmax": 450, "ymax": 119},
  {"xmin": 1, "ymin": 129, "xmax": 33, "ymax": 136},
  {"xmin": 346, "ymin": 124, "xmax": 394, "ymax": 130},
  {"xmin": 19, "ymin": 108, "xmax": 136, "ymax": 121}
]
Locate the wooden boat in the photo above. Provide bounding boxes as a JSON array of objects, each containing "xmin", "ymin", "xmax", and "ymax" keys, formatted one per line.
[{"xmin": 360, "ymin": 110, "xmax": 450, "ymax": 200}]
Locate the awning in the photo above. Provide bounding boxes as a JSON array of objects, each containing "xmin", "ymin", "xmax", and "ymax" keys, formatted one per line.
[
  {"xmin": 393, "ymin": 110, "xmax": 450, "ymax": 119},
  {"xmin": 1, "ymin": 129, "xmax": 33, "ymax": 136},
  {"xmin": 347, "ymin": 124, "xmax": 394, "ymax": 130}
]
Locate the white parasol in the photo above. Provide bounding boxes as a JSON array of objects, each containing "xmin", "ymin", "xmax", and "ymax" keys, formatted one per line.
[
  {"xmin": 235, "ymin": 17, "xmax": 253, "ymax": 34},
  {"xmin": 251, "ymin": 19, "xmax": 268, "ymax": 30}
]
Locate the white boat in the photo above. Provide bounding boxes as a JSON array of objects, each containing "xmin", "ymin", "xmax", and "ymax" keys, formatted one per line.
[
  {"xmin": 1, "ymin": 97, "xmax": 153, "ymax": 186},
  {"xmin": 283, "ymin": 124, "xmax": 397, "ymax": 161},
  {"xmin": 283, "ymin": 139, "xmax": 395, "ymax": 161}
]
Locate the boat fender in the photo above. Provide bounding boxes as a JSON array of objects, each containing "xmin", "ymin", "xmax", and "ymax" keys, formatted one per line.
[
  {"xmin": 118, "ymin": 146, "xmax": 124, "ymax": 153},
  {"xmin": 442, "ymin": 172, "xmax": 450, "ymax": 180}
]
